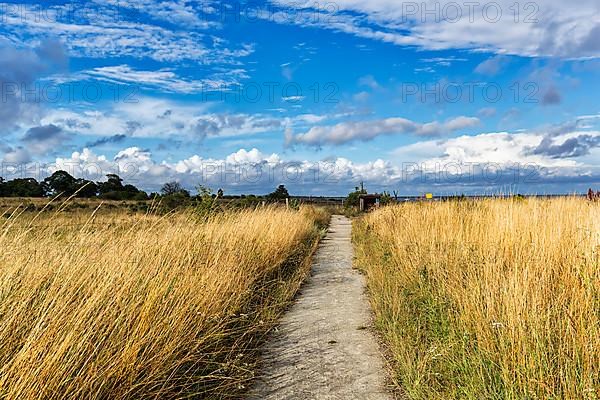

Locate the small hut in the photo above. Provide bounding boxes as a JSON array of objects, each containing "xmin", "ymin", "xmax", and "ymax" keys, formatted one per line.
[{"xmin": 359, "ymin": 194, "xmax": 381, "ymax": 212}]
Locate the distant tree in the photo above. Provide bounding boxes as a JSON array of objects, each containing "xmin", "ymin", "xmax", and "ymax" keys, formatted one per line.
[
  {"xmin": 98, "ymin": 174, "xmax": 146, "ymax": 200},
  {"xmin": 123, "ymin": 184, "xmax": 141, "ymax": 194},
  {"xmin": 0, "ymin": 173, "xmax": 146, "ymax": 199},
  {"xmin": 73, "ymin": 179, "xmax": 99, "ymax": 198},
  {"xmin": 2, "ymin": 178, "xmax": 44, "ymax": 197},
  {"xmin": 42, "ymin": 170, "xmax": 77, "ymax": 197},
  {"xmin": 132, "ymin": 191, "xmax": 150, "ymax": 201},
  {"xmin": 217, "ymin": 188, "xmax": 224, "ymax": 198},
  {"xmin": 267, "ymin": 184, "xmax": 289, "ymax": 200},
  {"xmin": 345, "ymin": 182, "xmax": 367, "ymax": 208},
  {"xmin": 161, "ymin": 181, "xmax": 189, "ymax": 197},
  {"xmin": 41, "ymin": 171, "xmax": 100, "ymax": 198},
  {"xmin": 98, "ymin": 174, "xmax": 124, "ymax": 195}
]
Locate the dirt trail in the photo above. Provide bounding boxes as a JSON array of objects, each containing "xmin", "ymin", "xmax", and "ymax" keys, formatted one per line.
[{"xmin": 248, "ymin": 215, "xmax": 392, "ymax": 400}]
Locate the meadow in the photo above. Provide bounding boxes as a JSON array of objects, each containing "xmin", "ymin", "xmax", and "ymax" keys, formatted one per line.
[
  {"xmin": 354, "ymin": 198, "xmax": 599, "ymax": 399},
  {"xmin": 0, "ymin": 202, "xmax": 328, "ymax": 399}
]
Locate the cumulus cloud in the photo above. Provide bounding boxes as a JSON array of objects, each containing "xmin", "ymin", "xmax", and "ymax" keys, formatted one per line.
[
  {"xmin": 531, "ymin": 135, "xmax": 600, "ymax": 158},
  {"xmin": 387, "ymin": 129, "xmax": 600, "ymax": 193},
  {"xmin": 3, "ymin": 125, "xmax": 597, "ymax": 195},
  {"xmin": 41, "ymin": 138, "xmax": 599, "ymax": 195},
  {"xmin": 225, "ymin": 148, "xmax": 281, "ymax": 165},
  {"xmin": 47, "ymin": 146, "xmax": 406, "ymax": 194},
  {"xmin": 526, "ymin": 118, "xmax": 600, "ymax": 158},
  {"xmin": 391, "ymin": 122, "xmax": 600, "ymax": 181},
  {"xmin": 286, "ymin": 116, "xmax": 480, "ymax": 146}
]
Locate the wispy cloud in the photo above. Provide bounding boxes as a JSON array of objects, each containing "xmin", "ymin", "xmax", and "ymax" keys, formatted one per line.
[
  {"xmin": 74, "ymin": 65, "xmax": 247, "ymax": 93},
  {"xmin": 270, "ymin": 0, "xmax": 600, "ymax": 58},
  {"xmin": 0, "ymin": 1, "xmax": 253, "ymax": 63}
]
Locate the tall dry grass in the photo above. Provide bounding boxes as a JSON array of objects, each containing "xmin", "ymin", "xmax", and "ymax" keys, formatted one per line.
[
  {"xmin": 354, "ymin": 198, "xmax": 599, "ymax": 399},
  {"xmin": 0, "ymin": 205, "xmax": 328, "ymax": 399}
]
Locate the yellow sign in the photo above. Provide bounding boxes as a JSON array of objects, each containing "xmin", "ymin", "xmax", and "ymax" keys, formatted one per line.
[{"xmin": 425, "ymin": 193, "xmax": 433, "ymax": 199}]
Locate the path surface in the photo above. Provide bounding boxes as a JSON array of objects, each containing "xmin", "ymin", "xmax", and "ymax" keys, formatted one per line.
[{"xmin": 248, "ymin": 215, "xmax": 392, "ymax": 400}]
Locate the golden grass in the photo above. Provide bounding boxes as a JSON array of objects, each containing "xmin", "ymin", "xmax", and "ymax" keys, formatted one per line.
[
  {"xmin": 354, "ymin": 198, "xmax": 599, "ymax": 399},
  {"xmin": 0, "ymin": 205, "xmax": 328, "ymax": 399}
]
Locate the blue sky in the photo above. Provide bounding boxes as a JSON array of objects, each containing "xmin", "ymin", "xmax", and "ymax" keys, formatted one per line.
[{"xmin": 1, "ymin": 0, "xmax": 599, "ymax": 195}]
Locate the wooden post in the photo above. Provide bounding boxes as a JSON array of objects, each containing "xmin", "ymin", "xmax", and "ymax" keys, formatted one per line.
[{"xmin": 285, "ymin": 198, "xmax": 289, "ymax": 209}]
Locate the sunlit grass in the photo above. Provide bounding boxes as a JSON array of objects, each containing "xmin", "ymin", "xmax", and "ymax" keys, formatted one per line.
[
  {"xmin": 354, "ymin": 198, "xmax": 599, "ymax": 399},
  {"xmin": 0, "ymin": 205, "xmax": 328, "ymax": 399}
]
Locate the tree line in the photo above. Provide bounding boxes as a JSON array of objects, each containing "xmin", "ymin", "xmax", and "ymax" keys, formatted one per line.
[
  {"xmin": 0, "ymin": 171, "xmax": 148, "ymax": 200},
  {"xmin": 0, "ymin": 170, "xmax": 293, "ymax": 202}
]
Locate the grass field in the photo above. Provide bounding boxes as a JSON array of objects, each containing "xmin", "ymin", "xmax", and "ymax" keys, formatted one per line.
[
  {"xmin": 0, "ymin": 197, "xmax": 152, "ymax": 215},
  {"xmin": 354, "ymin": 198, "xmax": 599, "ymax": 399},
  {"xmin": 0, "ymin": 203, "xmax": 328, "ymax": 399}
]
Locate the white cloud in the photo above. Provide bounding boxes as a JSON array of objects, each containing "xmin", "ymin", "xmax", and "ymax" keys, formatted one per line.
[
  {"xmin": 286, "ymin": 116, "xmax": 480, "ymax": 146},
  {"xmin": 474, "ymin": 55, "xmax": 510, "ymax": 75},
  {"xmin": 73, "ymin": 65, "xmax": 247, "ymax": 93},
  {"xmin": 421, "ymin": 56, "xmax": 468, "ymax": 67},
  {"xmin": 96, "ymin": 0, "xmax": 218, "ymax": 28},
  {"xmin": 53, "ymin": 147, "xmax": 171, "ymax": 184},
  {"xmin": 1, "ymin": 1, "xmax": 253, "ymax": 63},
  {"xmin": 2, "ymin": 146, "xmax": 32, "ymax": 164},
  {"xmin": 271, "ymin": 0, "xmax": 600, "ymax": 58},
  {"xmin": 5, "ymin": 125, "xmax": 597, "ymax": 193},
  {"xmin": 292, "ymin": 114, "xmax": 329, "ymax": 124},
  {"xmin": 47, "ymin": 146, "xmax": 406, "ymax": 193},
  {"xmin": 443, "ymin": 116, "xmax": 481, "ymax": 132},
  {"xmin": 478, "ymin": 107, "xmax": 497, "ymax": 118},
  {"xmin": 392, "ymin": 130, "xmax": 600, "ymax": 169},
  {"xmin": 225, "ymin": 148, "xmax": 281, "ymax": 165},
  {"xmin": 39, "ymin": 98, "xmax": 284, "ymax": 140},
  {"xmin": 353, "ymin": 91, "xmax": 370, "ymax": 102},
  {"xmin": 40, "ymin": 135, "xmax": 600, "ymax": 195}
]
